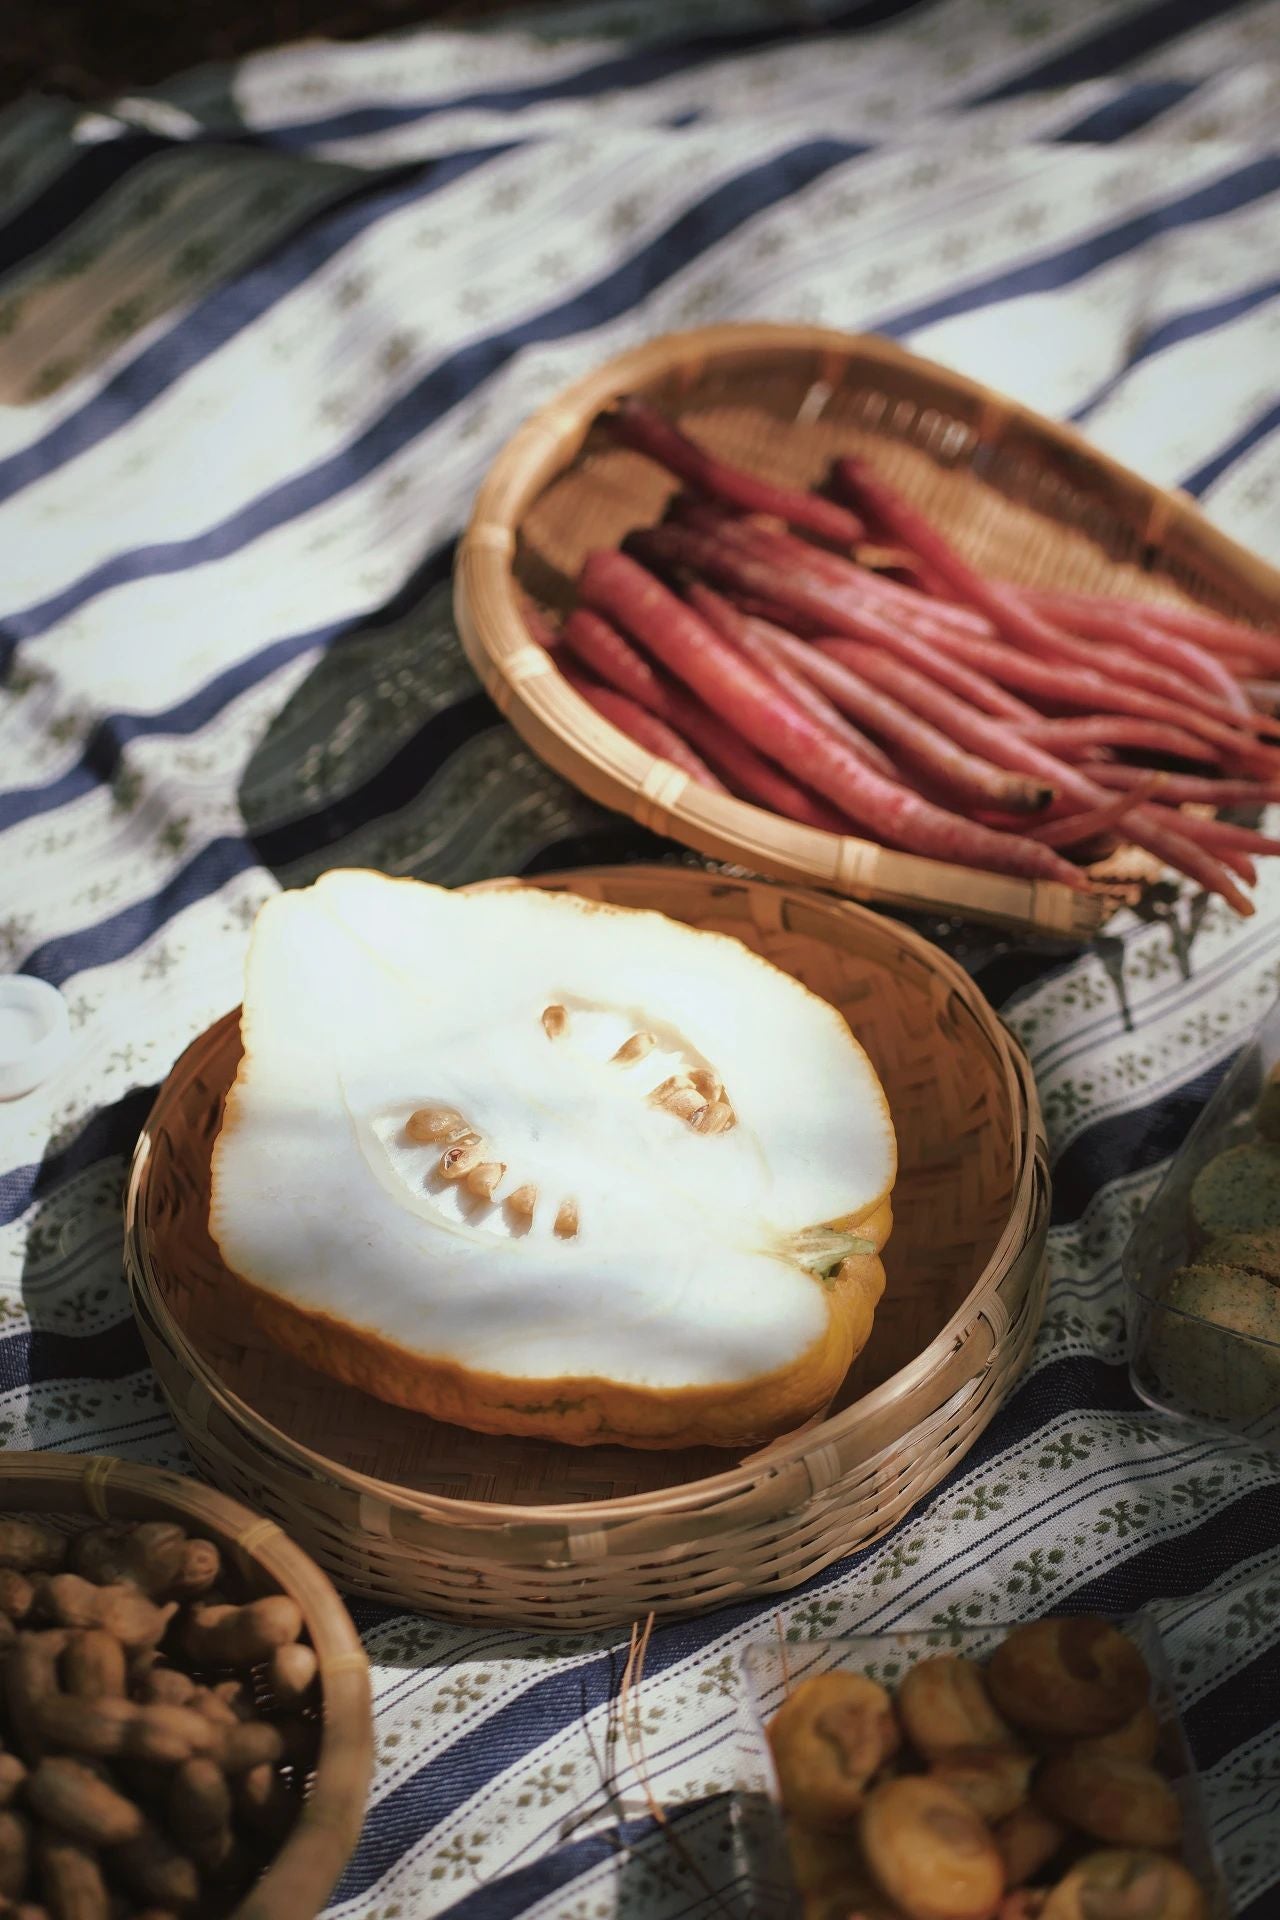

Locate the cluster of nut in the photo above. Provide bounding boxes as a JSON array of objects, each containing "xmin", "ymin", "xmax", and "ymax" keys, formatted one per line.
[
  {"xmin": 767, "ymin": 1617, "xmax": 1207, "ymax": 1920},
  {"xmin": 0, "ymin": 1515, "xmax": 319, "ymax": 1920}
]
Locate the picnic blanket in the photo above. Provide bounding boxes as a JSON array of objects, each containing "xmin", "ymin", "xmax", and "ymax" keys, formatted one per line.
[{"xmin": 2, "ymin": 2, "xmax": 1278, "ymax": 1913}]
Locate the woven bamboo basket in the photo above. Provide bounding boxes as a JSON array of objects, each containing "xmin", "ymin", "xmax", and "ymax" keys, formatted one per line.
[
  {"xmin": 124, "ymin": 866, "xmax": 1047, "ymax": 1630},
  {"xmin": 455, "ymin": 323, "xmax": 1280, "ymax": 940},
  {"xmin": 0, "ymin": 1450, "xmax": 373, "ymax": 1920}
]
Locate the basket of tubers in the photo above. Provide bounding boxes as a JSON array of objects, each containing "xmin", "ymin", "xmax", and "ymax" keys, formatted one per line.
[{"xmin": 0, "ymin": 1451, "xmax": 372, "ymax": 1920}]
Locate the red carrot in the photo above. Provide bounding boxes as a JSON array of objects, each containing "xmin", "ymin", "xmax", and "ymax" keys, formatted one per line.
[
  {"xmin": 1006, "ymin": 715, "xmax": 1220, "ymax": 765},
  {"xmin": 562, "ymin": 608, "xmax": 670, "ymax": 711},
  {"xmin": 832, "ymin": 456, "xmax": 1275, "ymax": 738},
  {"xmin": 1146, "ymin": 808, "xmax": 1280, "ymax": 860},
  {"xmin": 562, "ymin": 608, "xmax": 850, "ymax": 832},
  {"xmin": 906, "ymin": 620, "xmax": 1280, "ymax": 772},
  {"xmin": 702, "ymin": 598, "xmax": 1055, "ymax": 816},
  {"xmin": 1142, "ymin": 808, "xmax": 1258, "ymax": 884},
  {"xmin": 812, "ymin": 640, "xmax": 1254, "ymax": 915},
  {"xmin": 582, "ymin": 550, "xmax": 1090, "ymax": 890},
  {"xmin": 1024, "ymin": 779, "xmax": 1158, "ymax": 849},
  {"xmin": 607, "ymin": 396, "xmax": 865, "ymax": 547},
  {"xmin": 632, "ymin": 520, "xmax": 1038, "ymax": 723},
  {"xmin": 669, "ymin": 496, "xmax": 996, "ymax": 644},
  {"xmin": 1089, "ymin": 766, "xmax": 1280, "ymax": 807},
  {"xmin": 1026, "ymin": 589, "xmax": 1280, "ymax": 675},
  {"xmin": 558, "ymin": 663, "xmax": 727, "ymax": 793},
  {"xmin": 643, "ymin": 514, "xmax": 1280, "ymax": 772},
  {"xmin": 1139, "ymin": 605, "xmax": 1280, "ymax": 674},
  {"xmin": 1017, "ymin": 590, "xmax": 1252, "ymax": 714},
  {"xmin": 679, "ymin": 722, "xmax": 853, "ymax": 832},
  {"xmin": 684, "ymin": 584, "xmax": 898, "ymax": 779}
]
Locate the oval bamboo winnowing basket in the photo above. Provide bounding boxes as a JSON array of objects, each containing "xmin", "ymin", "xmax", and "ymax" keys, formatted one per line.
[
  {"xmin": 125, "ymin": 867, "xmax": 1048, "ymax": 1631},
  {"xmin": 0, "ymin": 1451, "xmax": 373, "ymax": 1920},
  {"xmin": 454, "ymin": 323, "xmax": 1280, "ymax": 941}
]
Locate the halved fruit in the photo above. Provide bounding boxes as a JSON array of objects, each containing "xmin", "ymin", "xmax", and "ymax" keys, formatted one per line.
[{"xmin": 209, "ymin": 870, "xmax": 896, "ymax": 1448}]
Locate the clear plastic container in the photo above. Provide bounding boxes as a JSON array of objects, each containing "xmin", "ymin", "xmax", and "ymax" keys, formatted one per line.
[
  {"xmin": 730, "ymin": 1618, "xmax": 1230, "ymax": 1920},
  {"xmin": 1123, "ymin": 992, "xmax": 1280, "ymax": 1442}
]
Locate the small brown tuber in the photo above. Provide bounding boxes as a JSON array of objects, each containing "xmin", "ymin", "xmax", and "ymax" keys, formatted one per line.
[
  {"xmin": 4, "ymin": 1633, "xmax": 71, "ymax": 1763},
  {"xmin": 266, "ymin": 1643, "xmax": 317, "ymax": 1712},
  {"xmin": 32, "ymin": 1580, "xmax": 174, "ymax": 1656},
  {"xmin": 36, "ymin": 1830, "xmax": 108, "ymax": 1920},
  {"xmin": 110, "ymin": 1825, "xmax": 200, "ymax": 1914},
  {"xmin": 0, "ymin": 1526, "xmax": 64, "ymax": 1577},
  {"xmin": 210, "ymin": 1722, "xmax": 285, "ymax": 1778},
  {"xmin": 0, "ymin": 1575, "xmax": 34, "ymax": 1624},
  {"xmin": 165, "ymin": 1759, "xmax": 237, "ymax": 1877},
  {"xmin": 60, "ymin": 1634, "xmax": 125, "ymax": 1704},
  {"xmin": 32, "ymin": 1699, "xmax": 216, "ymax": 1769},
  {"xmin": 26, "ymin": 1759, "xmax": 145, "ymax": 1849},
  {"xmin": 175, "ymin": 1597, "xmax": 302, "ymax": 1670},
  {"xmin": 0, "ymin": 1759, "xmax": 28, "ymax": 1811},
  {"xmin": 168, "ymin": 1544, "xmax": 219, "ymax": 1605},
  {"xmin": 0, "ymin": 1810, "xmax": 29, "ymax": 1901},
  {"xmin": 132, "ymin": 1669, "xmax": 195, "ymax": 1712},
  {"xmin": 69, "ymin": 1528, "xmax": 186, "ymax": 1603},
  {"xmin": 233, "ymin": 1763, "xmax": 296, "ymax": 1843}
]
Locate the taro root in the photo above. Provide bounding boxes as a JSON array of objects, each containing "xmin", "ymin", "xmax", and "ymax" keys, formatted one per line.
[
  {"xmin": 987, "ymin": 1619, "xmax": 1150, "ymax": 1738},
  {"xmin": 767, "ymin": 1673, "xmax": 899, "ymax": 1828},
  {"xmin": 859, "ymin": 1775, "xmax": 1005, "ymax": 1920},
  {"xmin": 208, "ymin": 870, "xmax": 898, "ymax": 1451},
  {"xmin": 897, "ymin": 1657, "xmax": 1019, "ymax": 1758},
  {"xmin": 1036, "ymin": 1754, "xmax": 1182, "ymax": 1851},
  {"xmin": 1040, "ymin": 1850, "xmax": 1206, "ymax": 1920}
]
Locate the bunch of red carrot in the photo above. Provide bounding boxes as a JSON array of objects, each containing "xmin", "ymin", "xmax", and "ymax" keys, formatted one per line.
[{"xmin": 527, "ymin": 396, "xmax": 1280, "ymax": 916}]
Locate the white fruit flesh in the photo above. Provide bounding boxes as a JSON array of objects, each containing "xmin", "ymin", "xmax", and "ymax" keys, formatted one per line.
[{"xmin": 210, "ymin": 870, "xmax": 896, "ymax": 1414}]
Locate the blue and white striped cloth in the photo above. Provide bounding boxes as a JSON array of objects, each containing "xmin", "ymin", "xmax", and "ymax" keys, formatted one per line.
[{"xmin": 2, "ymin": 3, "xmax": 1278, "ymax": 1914}]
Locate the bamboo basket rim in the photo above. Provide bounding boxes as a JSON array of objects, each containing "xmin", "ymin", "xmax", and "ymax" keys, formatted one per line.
[
  {"xmin": 125, "ymin": 864, "xmax": 1044, "ymax": 1532},
  {"xmin": 454, "ymin": 322, "xmax": 1280, "ymax": 942},
  {"xmin": 0, "ymin": 1448, "xmax": 373, "ymax": 1920}
]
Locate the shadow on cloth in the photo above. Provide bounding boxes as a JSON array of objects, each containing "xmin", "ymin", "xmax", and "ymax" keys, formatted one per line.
[{"xmin": 235, "ymin": 552, "xmax": 683, "ymax": 895}]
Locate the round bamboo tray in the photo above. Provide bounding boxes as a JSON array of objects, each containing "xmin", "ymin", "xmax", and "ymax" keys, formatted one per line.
[
  {"xmin": 124, "ymin": 866, "xmax": 1049, "ymax": 1630},
  {"xmin": 454, "ymin": 323, "xmax": 1280, "ymax": 941},
  {"xmin": 0, "ymin": 1450, "xmax": 373, "ymax": 1920}
]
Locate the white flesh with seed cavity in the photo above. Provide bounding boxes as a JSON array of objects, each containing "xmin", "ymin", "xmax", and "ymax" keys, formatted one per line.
[{"xmin": 210, "ymin": 871, "xmax": 896, "ymax": 1392}]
